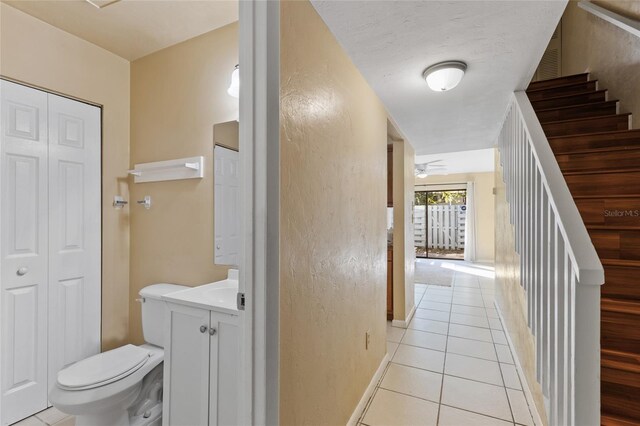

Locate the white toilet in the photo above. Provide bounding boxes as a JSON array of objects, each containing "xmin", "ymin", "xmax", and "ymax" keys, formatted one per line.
[{"xmin": 49, "ymin": 284, "xmax": 187, "ymax": 426}]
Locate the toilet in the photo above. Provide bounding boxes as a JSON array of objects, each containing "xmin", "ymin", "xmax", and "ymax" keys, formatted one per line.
[{"xmin": 49, "ymin": 284, "xmax": 187, "ymax": 426}]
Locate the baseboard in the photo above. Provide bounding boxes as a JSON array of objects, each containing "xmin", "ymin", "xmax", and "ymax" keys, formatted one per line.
[
  {"xmin": 494, "ymin": 301, "xmax": 545, "ymax": 426},
  {"xmin": 391, "ymin": 304, "xmax": 416, "ymax": 329},
  {"xmin": 347, "ymin": 352, "xmax": 389, "ymax": 426}
]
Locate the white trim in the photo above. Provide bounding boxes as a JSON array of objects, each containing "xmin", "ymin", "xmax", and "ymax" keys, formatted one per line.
[
  {"xmin": 494, "ymin": 301, "xmax": 545, "ymax": 426},
  {"xmin": 391, "ymin": 304, "xmax": 416, "ymax": 329},
  {"xmin": 578, "ymin": 1, "xmax": 640, "ymax": 38},
  {"xmin": 346, "ymin": 353, "xmax": 390, "ymax": 426},
  {"xmin": 238, "ymin": 1, "xmax": 280, "ymax": 425}
]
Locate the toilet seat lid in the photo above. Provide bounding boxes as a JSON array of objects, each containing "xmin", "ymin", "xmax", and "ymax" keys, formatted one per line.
[{"xmin": 57, "ymin": 344, "xmax": 150, "ymax": 390}]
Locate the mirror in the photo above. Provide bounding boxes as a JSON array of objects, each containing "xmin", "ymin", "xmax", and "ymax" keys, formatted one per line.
[{"xmin": 213, "ymin": 120, "xmax": 240, "ymax": 266}]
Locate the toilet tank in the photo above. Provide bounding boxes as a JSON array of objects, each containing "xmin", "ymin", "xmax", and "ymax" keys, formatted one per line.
[{"xmin": 139, "ymin": 284, "xmax": 188, "ymax": 347}]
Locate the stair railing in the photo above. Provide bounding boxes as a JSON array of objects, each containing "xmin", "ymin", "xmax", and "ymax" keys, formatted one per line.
[{"xmin": 498, "ymin": 91, "xmax": 604, "ymax": 426}]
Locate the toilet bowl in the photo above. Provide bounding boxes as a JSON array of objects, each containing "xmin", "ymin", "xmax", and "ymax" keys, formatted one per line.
[{"xmin": 49, "ymin": 284, "xmax": 187, "ymax": 426}]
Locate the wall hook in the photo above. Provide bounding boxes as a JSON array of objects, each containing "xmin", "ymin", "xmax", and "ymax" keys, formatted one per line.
[{"xmin": 137, "ymin": 196, "xmax": 152, "ymax": 210}]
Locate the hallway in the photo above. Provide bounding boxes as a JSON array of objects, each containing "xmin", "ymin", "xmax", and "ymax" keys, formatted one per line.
[{"xmin": 360, "ymin": 260, "xmax": 538, "ymax": 425}]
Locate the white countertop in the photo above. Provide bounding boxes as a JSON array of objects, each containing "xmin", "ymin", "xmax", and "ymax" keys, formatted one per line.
[{"xmin": 162, "ymin": 278, "xmax": 239, "ymax": 315}]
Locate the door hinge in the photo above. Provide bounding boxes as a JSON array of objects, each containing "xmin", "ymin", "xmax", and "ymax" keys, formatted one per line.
[{"xmin": 237, "ymin": 292, "xmax": 245, "ymax": 311}]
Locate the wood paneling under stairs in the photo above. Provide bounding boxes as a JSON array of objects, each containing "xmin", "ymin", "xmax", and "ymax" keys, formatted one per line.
[{"xmin": 528, "ymin": 74, "xmax": 640, "ymax": 424}]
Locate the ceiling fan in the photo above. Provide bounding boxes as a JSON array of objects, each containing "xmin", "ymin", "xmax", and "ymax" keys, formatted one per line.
[{"xmin": 415, "ymin": 160, "xmax": 446, "ymax": 178}]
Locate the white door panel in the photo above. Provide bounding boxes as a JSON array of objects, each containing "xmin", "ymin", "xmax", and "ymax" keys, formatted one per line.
[
  {"xmin": 1, "ymin": 80, "xmax": 49, "ymax": 425},
  {"xmin": 47, "ymin": 93, "xmax": 101, "ymax": 385},
  {"xmin": 214, "ymin": 146, "xmax": 239, "ymax": 266}
]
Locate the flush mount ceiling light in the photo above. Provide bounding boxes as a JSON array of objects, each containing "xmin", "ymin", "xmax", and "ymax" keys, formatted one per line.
[
  {"xmin": 227, "ymin": 64, "xmax": 239, "ymax": 98},
  {"xmin": 85, "ymin": 0, "xmax": 121, "ymax": 9},
  {"xmin": 423, "ymin": 61, "xmax": 467, "ymax": 92}
]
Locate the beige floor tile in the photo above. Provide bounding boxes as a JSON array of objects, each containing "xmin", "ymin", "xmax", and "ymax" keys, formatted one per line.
[
  {"xmin": 363, "ymin": 388, "xmax": 439, "ymax": 426},
  {"xmin": 426, "ymin": 295, "xmax": 452, "ymax": 304},
  {"xmin": 414, "ymin": 308, "xmax": 450, "ymax": 322},
  {"xmin": 441, "ymin": 375, "xmax": 512, "ymax": 421},
  {"xmin": 446, "ymin": 336, "xmax": 497, "ymax": 361},
  {"xmin": 451, "ymin": 296, "xmax": 485, "ymax": 308},
  {"xmin": 495, "ymin": 344, "xmax": 514, "ymax": 364},
  {"xmin": 506, "ymin": 389, "xmax": 534, "ymax": 426},
  {"xmin": 408, "ymin": 318, "xmax": 449, "ymax": 335},
  {"xmin": 35, "ymin": 407, "xmax": 68, "ymax": 425},
  {"xmin": 450, "ymin": 312, "xmax": 490, "ymax": 329},
  {"xmin": 380, "ymin": 363, "xmax": 442, "ymax": 403},
  {"xmin": 450, "ymin": 304, "xmax": 487, "ymax": 317},
  {"xmin": 438, "ymin": 405, "xmax": 513, "ymax": 426},
  {"xmin": 52, "ymin": 417, "xmax": 75, "ymax": 426},
  {"xmin": 401, "ymin": 329, "xmax": 447, "ymax": 352},
  {"xmin": 444, "ymin": 353, "xmax": 503, "ymax": 386},
  {"xmin": 491, "ymin": 330, "xmax": 508, "ymax": 345},
  {"xmin": 500, "ymin": 363, "xmax": 521, "ymax": 390},
  {"xmin": 448, "ymin": 323, "xmax": 493, "ymax": 343},
  {"xmin": 486, "ymin": 309, "xmax": 500, "ymax": 319},
  {"xmin": 419, "ymin": 301, "xmax": 451, "ymax": 312},
  {"xmin": 14, "ymin": 417, "xmax": 46, "ymax": 426},
  {"xmin": 387, "ymin": 323, "xmax": 406, "ymax": 343},
  {"xmin": 387, "ymin": 341, "xmax": 399, "ymax": 358},
  {"xmin": 489, "ymin": 317, "xmax": 503, "ymax": 330},
  {"xmin": 393, "ymin": 344, "xmax": 445, "ymax": 373}
]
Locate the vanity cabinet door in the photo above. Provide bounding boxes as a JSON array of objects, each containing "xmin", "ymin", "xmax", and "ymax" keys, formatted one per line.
[
  {"xmin": 208, "ymin": 311, "xmax": 239, "ymax": 426},
  {"xmin": 164, "ymin": 304, "xmax": 211, "ymax": 426}
]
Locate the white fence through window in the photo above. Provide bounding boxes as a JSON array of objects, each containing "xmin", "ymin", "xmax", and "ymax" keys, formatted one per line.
[{"xmin": 414, "ymin": 205, "xmax": 466, "ymax": 250}]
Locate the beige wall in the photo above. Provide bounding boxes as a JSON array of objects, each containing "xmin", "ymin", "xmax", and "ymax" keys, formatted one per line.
[
  {"xmin": 129, "ymin": 23, "xmax": 238, "ymax": 344},
  {"xmin": 393, "ymin": 139, "xmax": 416, "ymax": 321},
  {"xmin": 415, "ymin": 171, "xmax": 496, "ymax": 263},
  {"xmin": 0, "ymin": 3, "xmax": 131, "ymax": 351},
  {"xmin": 494, "ymin": 151, "xmax": 547, "ymax": 423},
  {"xmin": 562, "ymin": 0, "xmax": 640, "ymax": 125},
  {"xmin": 279, "ymin": 1, "xmax": 388, "ymax": 424}
]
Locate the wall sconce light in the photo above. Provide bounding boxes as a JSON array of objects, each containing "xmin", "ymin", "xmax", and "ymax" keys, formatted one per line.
[{"xmin": 227, "ymin": 64, "xmax": 239, "ymax": 98}]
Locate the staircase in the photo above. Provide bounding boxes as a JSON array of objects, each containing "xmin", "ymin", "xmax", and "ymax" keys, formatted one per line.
[{"xmin": 527, "ymin": 74, "xmax": 640, "ymax": 425}]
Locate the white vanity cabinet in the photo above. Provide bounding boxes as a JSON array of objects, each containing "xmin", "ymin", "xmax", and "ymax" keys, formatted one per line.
[{"xmin": 162, "ymin": 301, "xmax": 239, "ymax": 426}]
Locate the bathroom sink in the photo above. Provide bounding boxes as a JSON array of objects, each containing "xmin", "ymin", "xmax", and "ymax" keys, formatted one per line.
[{"xmin": 162, "ymin": 270, "xmax": 239, "ymax": 314}]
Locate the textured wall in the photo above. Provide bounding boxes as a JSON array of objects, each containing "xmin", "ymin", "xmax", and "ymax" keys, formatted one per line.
[
  {"xmin": 494, "ymin": 151, "xmax": 547, "ymax": 423},
  {"xmin": 415, "ymin": 172, "xmax": 496, "ymax": 263},
  {"xmin": 129, "ymin": 23, "xmax": 238, "ymax": 344},
  {"xmin": 280, "ymin": 1, "xmax": 388, "ymax": 424},
  {"xmin": 392, "ymin": 139, "xmax": 416, "ymax": 321},
  {"xmin": 562, "ymin": 0, "xmax": 640, "ymax": 125},
  {"xmin": 0, "ymin": 3, "xmax": 131, "ymax": 351}
]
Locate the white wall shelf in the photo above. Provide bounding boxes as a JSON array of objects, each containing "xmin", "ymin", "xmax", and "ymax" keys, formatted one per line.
[{"xmin": 128, "ymin": 156, "xmax": 204, "ymax": 183}]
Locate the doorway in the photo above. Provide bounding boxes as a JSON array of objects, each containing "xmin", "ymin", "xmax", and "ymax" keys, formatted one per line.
[{"xmin": 414, "ymin": 189, "xmax": 466, "ymax": 260}]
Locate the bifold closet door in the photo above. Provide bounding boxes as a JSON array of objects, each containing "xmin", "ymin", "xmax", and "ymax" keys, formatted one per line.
[
  {"xmin": 47, "ymin": 93, "xmax": 101, "ymax": 388},
  {"xmin": 1, "ymin": 80, "xmax": 50, "ymax": 425}
]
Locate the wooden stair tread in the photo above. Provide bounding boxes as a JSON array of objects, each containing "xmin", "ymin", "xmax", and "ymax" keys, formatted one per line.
[
  {"xmin": 587, "ymin": 225, "xmax": 640, "ymax": 231},
  {"xmin": 542, "ymin": 113, "xmax": 630, "ymax": 127},
  {"xmin": 554, "ymin": 145, "xmax": 640, "ymax": 156},
  {"xmin": 534, "ymin": 100, "xmax": 618, "ymax": 113},
  {"xmin": 602, "ymin": 349, "xmax": 640, "ymax": 372},
  {"xmin": 547, "ymin": 129, "xmax": 640, "ymax": 141},
  {"xmin": 562, "ymin": 167, "xmax": 640, "ymax": 176},
  {"xmin": 601, "ymin": 298, "xmax": 640, "ymax": 315},
  {"xmin": 602, "ymin": 413, "xmax": 640, "ymax": 426},
  {"xmin": 527, "ymin": 73, "xmax": 590, "ymax": 91},
  {"xmin": 601, "ymin": 259, "xmax": 640, "ymax": 268},
  {"xmin": 573, "ymin": 194, "xmax": 640, "ymax": 199},
  {"xmin": 526, "ymin": 79, "xmax": 597, "ymax": 93}
]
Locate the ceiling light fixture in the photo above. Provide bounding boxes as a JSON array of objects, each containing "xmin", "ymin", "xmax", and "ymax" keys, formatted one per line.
[
  {"xmin": 85, "ymin": 0, "xmax": 121, "ymax": 9},
  {"xmin": 423, "ymin": 61, "xmax": 467, "ymax": 92},
  {"xmin": 227, "ymin": 64, "xmax": 240, "ymax": 98}
]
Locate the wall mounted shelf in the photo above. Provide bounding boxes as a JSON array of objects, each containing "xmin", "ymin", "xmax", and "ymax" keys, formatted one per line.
[{"xmin": 128, "ymin": 156, "xmax": 204, "ymax": 183}]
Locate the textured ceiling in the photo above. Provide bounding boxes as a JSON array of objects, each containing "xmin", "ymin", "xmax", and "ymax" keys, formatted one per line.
[
  {"xmin": 3, "ymin": 0, "xmax": 237, "ymax": 61},
  {"xmin": 312, "ymin": 1, "xmax": 567, "ymax": 155},
  {"xmin": 415, "ymin": 148, "xmax": 495, "ymax": 176}
]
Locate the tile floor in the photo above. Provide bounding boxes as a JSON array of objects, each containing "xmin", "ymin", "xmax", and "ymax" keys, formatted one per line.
[
  {"xmin": 13, "ymin": 407, "xmax": 74, "ymax": 426},
  {"xmin": 359, "ymin": 259, "xmax": 538, "ymax": 426}
]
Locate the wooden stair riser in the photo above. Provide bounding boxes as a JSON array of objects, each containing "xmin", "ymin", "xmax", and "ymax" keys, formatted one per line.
[
  {"xmin": 549, "ymin": 130, "xmax": 640, "ymax": 154},
  {"xmin": 602, "ymin": 264, "xmax": 640, "ymax": 301},
  {"xmin": 576, "ymin": 198, "xmax": 640, "ymax": 226},
  {"xmin": 557, "ymin": 149, "xmax": 640, "ymax": 173},
  {"xmin": 536, "ymin": 101, "xmax": 618, "ymax": 124},
  {"xmin": 528, "ymin": 73, "xmax": 590, "ymax": 91},
  {"xmin": 601, "ymin": 305, "xmax": 640, "ymax": 354},
  {"xmin": 602, "ymin": 381, "xmax": 640, "ymax": 422},
  {"xmin": 527, "ymin": 81, "xmax": 598, "ymax": 101},
  {"xmin": 566, "ymin": 171, "xmax": 640, "ymax": 197},
  {"xmin": 589, "ymin": 229, "xmax": 640, "ymax": 261},
  {"xmin": 531, "ymin": 90, "xmax": 607, "ymax": 110},
  {"xmin": 542, "ymin": 114, "xmax": 631, "ymax": 137}
]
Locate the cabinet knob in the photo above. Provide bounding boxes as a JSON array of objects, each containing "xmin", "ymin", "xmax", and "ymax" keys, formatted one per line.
[
  {"xmin": 16, "ymin": 267, "xmax": 28, "ymax": 276},
  {"xmin": 200, "ymin": 325, "xmax": 208, "ymax": 333},
  {"xmin": 209, "ymin": 327, "xmax": 217, "ymax": 336}
]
